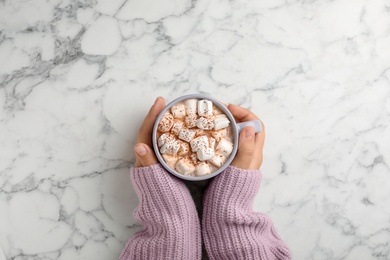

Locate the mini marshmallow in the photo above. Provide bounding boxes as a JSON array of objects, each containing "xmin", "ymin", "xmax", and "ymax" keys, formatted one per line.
[
  {"xmin": 160, "ymin": 139, "xmax": 181, "ymax": 155},
  {"xmin": 209, "ymin": 137, "xmax": 216, "ymax": 149},
  {"xmin": 214, "ymin": 114, "xmax": 230, "ymax": 130},
  {"xmin": 184, "ymin": 99, "xmax": 198, "ymax": 115},
  {"xmin": 211, "ymin": 128, "xmax": 228, "ymax": 141},
  {"xmin": 189, "ymin": 152, "xmax": 198, "ymax": 164},
  {"xmin": 184, "ymin": 114, "xmax": 198, "ymax": 128},
  {"xmin": 209, "ymin": 163, "xmax": 219, "ymax": 173},
  {"xmin": 225, "ymin": 127, "xmax": 234, "ymax": 142},
  {"xmin": 196, "ymin": 117, "xmax": 215, "ymax": 130},
  {"xmin": 176, "ymin": 158, "xmax": 195, "ymax": 175},
  {"xmin": 171, "ymin": 102, "xmax": 186, "ymax": 119},
  {"xmin": 162, "ymin": 154, "xmax": 179, "ymax": 169},
  {"xmin": 195, "ymin": 162, "xmax": 211, "ymax": 176},
  {"xmin": 198, "ymin": 99, "xmax": 213, "ymax": 117},
  {"xmin": 158, "ymin": 133, "xmax": 180, "ymax": 155},
  {"xmin": 158, "ymin": 112, "xmax": 174, "ymax": 132},
  {"xmin": 158, "ymin": 133, "xmax": 175, "ymax": 147},
  {"xmin": 178, "ymin": 141, "xmax": 190, "ymax": 156},
  {"xmin": 197, "ymin": 147, "xmax": 215, "ymax": 161},
  {"xmin": 216, "ymin": 138, "xmax": 233, "ymax": 157},
  {"xmin": 213, "ymin": 105, "xmax": 223, "ymax": 115},
  {"xmin": 178, "ymin": 128, "xmax": 196, "ymax": 142},
  {"xmin": 171, "ymin": 120, "xmax": 184, "ymax": 135},
  {"xmin": 158, "ymin": 133, "xmax": 167, "ymax": 147},
  {"xmin": 190, "ymin": 135, "xmax": 208, "ymax": 152},
  {"xmin": 209, "ymin": 153, "xmax": 227, "ymax": 167}
]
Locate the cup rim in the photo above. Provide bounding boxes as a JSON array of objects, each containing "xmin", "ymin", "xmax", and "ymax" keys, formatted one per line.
[{"xmin": 152, "ymin": 94, "xmax": 239, "ymax": 181}]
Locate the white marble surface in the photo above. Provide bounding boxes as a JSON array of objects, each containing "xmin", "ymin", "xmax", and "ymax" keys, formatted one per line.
[{"xmin": 1, "ymin": 0, "xmax": 390, "ymax": 259}]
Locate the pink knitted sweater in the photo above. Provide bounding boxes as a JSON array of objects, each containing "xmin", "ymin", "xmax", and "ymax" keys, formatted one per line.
[{"xmin": 119, "ymin": 164, "xmax": 291, "ymax": 260}]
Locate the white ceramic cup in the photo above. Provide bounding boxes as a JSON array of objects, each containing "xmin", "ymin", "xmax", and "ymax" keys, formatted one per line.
[{"xmin": 152, "ymin": 94, "xmax": 262, "ymax": 181}]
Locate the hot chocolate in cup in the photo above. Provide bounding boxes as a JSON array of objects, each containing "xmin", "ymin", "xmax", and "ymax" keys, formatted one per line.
[{"xmin": 152, "ymin": 94, "xmax": 262, "ymax": 181}]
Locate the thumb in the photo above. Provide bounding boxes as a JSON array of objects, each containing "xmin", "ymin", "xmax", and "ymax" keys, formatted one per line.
[
  {"xmin": 231, "ymin": 127, "xmax": 255, "ymax": 169},
  {"xmin": 134, "ymin": 143, "xmax": 158, "ymax": 167}
]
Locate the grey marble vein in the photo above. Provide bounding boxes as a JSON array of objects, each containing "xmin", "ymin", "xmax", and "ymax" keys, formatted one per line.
[{"xmin": 1, "ymin": 0, "xmax": 390, "ymax": 259}]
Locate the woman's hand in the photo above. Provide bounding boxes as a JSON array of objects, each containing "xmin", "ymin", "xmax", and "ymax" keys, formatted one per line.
[
  {"xmin": 228, "ymin": 104, "xmax": 265, "ymax": 170},
  {"xmin": 134, "ymin": 97, "xmax": 166, "ymax": 167}
]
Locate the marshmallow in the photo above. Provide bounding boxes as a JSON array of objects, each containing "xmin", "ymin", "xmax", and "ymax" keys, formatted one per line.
[
  {"xmin": 184, "ymin": 99, "xmax": 198, "ymax": 115},
  {"xmin": 214, "ymin": 114, "xmax": 230, "ymax": 130},
  {"xmin": 213, "ymin": 105, "xmax": 223, "ymax": 115},
  {"xmin": 198, "ymin": 100, "xmax": 213, "ymax": 117},
  {"xmin": 190, "ymin": 135, "xmax": 208, "ymax": 152},
  {"xmin": 197, "ymin": 147, "xmax": 214, "ymax": 161},
  {"xmin": 160, "ymin": 140, "xmax": 180, "ymax": 155},
  {"xmin": 158, "ymin": 133, "xmax": 174, "ymax": 147},
  {"xmin": 209, "ymin": 163, "xmax": 219, "ymax": 173},
  {"xmin": 189, "ymin": 152, "xmax": 198, "ymax": 164},
  {"xmin": 178, "ymin": 128, "xmax": 196, "ymax": 142},
  {"xmin": 209, "ymin": 153, "xmax": 227, "ymax": 167},
  {"xmin": 158, "ymin": 133, "xmax": 167, "ymax": 147},
  {"xmin": 171, "ymin": 102, "xmax": 186, "ymax": 119},
  {"xmin": 225, "ymin": 126, "xmax": 234, "ymax": 142},
  {"xmin": 196, "ymin": 117, "xmax": 215, "ymax": 130},
  {"xmin": 211, "ymin": 128, "xmax": 228, "ymax": 141},
  {"xmin": 195, "ymin": 162, "xmax": 211, "ymax": 176},
  {"xmin": 209, "ymin": 137, "xmax": 216, "ymax": 149},
  {"xmin": 176, "ymin": 158, "xmax": 195, "ymax": 175},
  {"xmin": 158, "ymin": 112, "xmax": 174, "ymax": 132},
  {"xmin": 216, "ymin": 138, "xmax": 233, "ymax": 157},
  {"xmin": 158, "ymin": 133, "xmax": 180, "ymax": 155},
  {"xmin": 184, "ymin": 114, "xmax": 198, "ymax": 128},
  {"xmin": 171, "ymin": 120, "xmax": 184, "ymax": 135},
  {"xmin": 162, "ymin": 154, "xmax": 179, "ymax": 169},
  {"xmin": 178, "ymin": 141, "xmax": 190, "ymax": 156}
]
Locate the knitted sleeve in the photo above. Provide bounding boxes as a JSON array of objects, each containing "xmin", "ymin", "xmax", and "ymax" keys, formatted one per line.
[
  {"xmin": 202, "ymin": 166, "xmax": 292, "ymax": 260},
  {"xmin": 119, "ymin": 164, "xmax": 201, "ymax": 260}
]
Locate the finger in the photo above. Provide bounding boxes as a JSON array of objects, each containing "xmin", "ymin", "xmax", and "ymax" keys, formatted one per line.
[
  {"xmin": 137, "ymin": 97, "xmax": 166, "ymax": 146},
  {"xmin": 227, "ymin": 104, "xmax": 259, "ymax": 123},
  {"xmin": 231, "ymin": 127, "xmax": 256, "ymax": 170},
  {"xmin": 134, "ymin": 143, "xmax": 158, "ymax": 167}
]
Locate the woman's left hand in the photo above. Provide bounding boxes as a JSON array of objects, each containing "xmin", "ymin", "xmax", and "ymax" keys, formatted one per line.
[{"xmin": 134, "ymin": 97, "xmax": 166, "ymax": 167}]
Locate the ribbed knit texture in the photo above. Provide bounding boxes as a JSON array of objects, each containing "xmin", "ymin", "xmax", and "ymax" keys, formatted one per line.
[
  {"xmin": 202, "ymin": 166, "xmax": 292, "ymax": 260},
  {"xmin": 119, "ymin": 164, "xmax": 201, "ymax": 260}
]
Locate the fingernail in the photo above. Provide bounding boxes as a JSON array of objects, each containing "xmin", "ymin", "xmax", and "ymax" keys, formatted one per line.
[
  {"xmin": 135, "ymin": 145, "xmax": 147, "ymax": 156},
  {"xmin": 245, "ymin": 127, "xmax": 254, "ymax": 139},
  {"xmin": 154, "ymin": 96, "xmax": 161, "ymax": 104}
]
